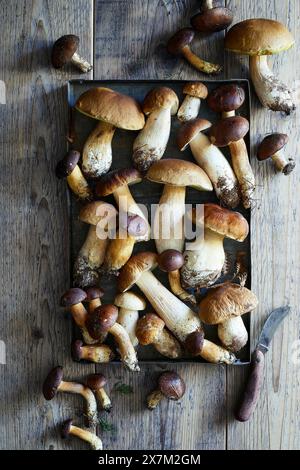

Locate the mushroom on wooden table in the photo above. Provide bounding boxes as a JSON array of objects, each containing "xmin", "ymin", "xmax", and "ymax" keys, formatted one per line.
[
  {"xmin": 61, "ymin": 419, "xmax": 102, "ymax": 450},
  {"xmin": 257, "ymin": 133, "xmax": 295, "ymax": 175},
  {"xmin": 52, "ymin": 35, "xmax": 92, "ymax": 73},
  {"xmin": 177, "ymin": 82, "xmax": 208, "ymax": 122},
  {"xmin": 71, "ymin": 339, "xmax": 115, "ymax": 364},
  {"xmin": 55, "ymin": 150, "xmax": 92, "ymax": 200},
  {"xmin": 147, "ymin": 371, "xmax": 186, "ymax": 410},
  {"xmin": 191, "ymin": 0, "xmax": 233, "ymax": 33},
  {"xmin": 114, "ymin": 292, "xmax": 146, "ymax": 348},
  {"xmin": 86, "ymin": 374, "xmax": 112, "ymax": 412}
]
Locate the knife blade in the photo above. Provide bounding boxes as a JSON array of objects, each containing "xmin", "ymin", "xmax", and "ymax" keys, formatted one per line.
[{"xmin": 235, "ymin": 306, "xmax": 290, "ymax": 422}]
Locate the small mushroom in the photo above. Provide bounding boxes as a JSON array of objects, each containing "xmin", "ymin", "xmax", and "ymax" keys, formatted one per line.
[
  {"xmin": 185, "ymin": 330, "xmax": 236, "ymax": 364},
  {"xmin": 61, "ymin": 419, "xmax": 102, "ymax": 450},
  {"xmin": 257, "ymin": 133, "xmax": 295, "ymax": 175},
  {"xmin": 86, "ymin": 305, "xmax": 139, "ymax": 372},
  {"xmin": 86, "ymin": 287, "xmax": 104, "ymax": 313},
  {"xmin": 132, "ymin": 87, "xmax": 179, "ymax": 172},
  {"xmin": 167, "ymin": 28, "xmax": 222, "ymax": 75},
  {"xmin": 55, "ymin": 150, "xmax": 92, "ymax": 200},
  {"xmin": 86, "ymin": 374, "xmax": 112, "ymax": 412},
  {"xmin": 136, "ymin": 313, "xmax": 182, "ymax": 359},
  {"xmin": 191, "ymin": 0, "xmax": 233, "ymax": 33},
  {"xmin": 147, "ymin": 371, "xmax": 186, "ymax": 410},
  {"xmin": 114, "ymin": 292, "xmax": 146, "ymax": 348},
  {"xmin": 71, "ymin": 339, "xmax": 115, "ymax": 364},
  {"xmin": 51, "ymin": 35, "xmax": 92, "ymax": 73},
  {"xmin": 177, "ymin": 82, "xmax": 208, "ymax": 122},
  {"xmin": 43, "ymin": 366, "xmax": 97, "ymax": 427}
]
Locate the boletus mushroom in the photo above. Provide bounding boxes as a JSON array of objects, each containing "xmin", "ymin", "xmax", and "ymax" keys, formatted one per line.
[
  {"xmin": 55, "ymin": 150, "xmax": 92, "ymax": 200},
  {"xmin": 114, "ymin": 291, "xmax": 146, "ymax": 348},
  {"xmin": 71, "ymin": 339, "xmax": 115, "ymax": 364},
  {"xmin": 61, "ymin": 419, "xmax": 102, "ymax": 450},
  {"xmin": 185, "ymin": 330, "xmax": 236, "ymax": 364},
  {"xmin": 52, "ymin": 35, "xmax": 92, "ymax": 73},
  {"xmin": 85, "ymin": 286, "xmax": 104, "ymax": 314},
  {"xmin": 191, "ymin": 0, "xmax": 233, "ymax": 33},
  {"xmin": 257, "ymin": 133, "xmax": 295, "ymax": 175},
  {"xmin": 225, "ymin": 19, "xmax": 296, "ymax": 115},
  {"xmin": 86, "ymin": 373, "xmax": 112, "ymax": 412},
  {"xmin": 132, "ymin": 87, "xmax": 179, "ymax": 172},
  {"xmin": 177, "ymin": 82, "xmax": 208, "ymax": 122},
  {"xmin": 167, "ymin": 28, "xmax": 222, "ymax": 75},
  {"xmin": 147, "ymin": 371, "xmax": 186, "ymax": 410},
  {"xmin": 75, "ymin": 88, "xmax": 145, "ymax": 178}
]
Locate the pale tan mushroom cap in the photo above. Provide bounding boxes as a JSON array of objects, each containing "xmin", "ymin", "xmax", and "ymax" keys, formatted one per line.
[
  {"xmin": 143, "ymin": 87, "xmax": 179, "ymax": 115},
  {"xmin": 118, "ymin": 252, "xmax": 158, "ymax": 292},
  {"xmin": 136, "ymin": 313, "xmax": 165, "ymax": 345},
  {"xmin": 199, "ymin": 282, "xmax": 258, "ymax": 324},
  {"xmin": 183, "ymin": 82, "xmax": 208, "ymax": 99},
  {"xmin": 177, "ymin": 118, "xmax": 212, "ymax": 151},
  {"xmin": 114, "ymin": 291, "xmax": 146, "ymax": 310},
  {"xmin": 79, "ymin": 201, "xmax": 117, "ymax": 225},
  {"xmin": 225, "ymin": 19, "xmax": 295, "ymax": 56}
]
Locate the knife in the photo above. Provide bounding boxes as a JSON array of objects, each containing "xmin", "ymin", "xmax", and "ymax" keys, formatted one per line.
[{"xmin": 235, "ymin": 305, "xmax": 290, "ymax": 422}]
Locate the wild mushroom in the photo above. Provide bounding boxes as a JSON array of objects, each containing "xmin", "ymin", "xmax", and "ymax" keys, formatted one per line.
[
  {"xmin": 71, "ymin": 339, "xmax": 115, "ymax": 364},
  {"xmin": 86, "ymin": 305, "xmax": 139, "ymax": 372},
  {"xmin": 181, "ymin": 204, "xmax": 249, "ymax": 289},
  {"xmin": 147, "ymin": 371, "xmax": 186, "ymax": 410},
  {"xmin": 207, "ymin": 84, "xmax": 255, "ymax": 208},
  {"xmin": 55, "ymin": 150, "xmax": 92, "ymax": 200},
  {"xmin": 257, "ymin": 133, "xmax": 295, "ymax": 175},
  {"xmin": 51, "ymin": 35, "xmax": 92, "ymax": 73},
  {"xmin": 86, "ymin": 374, "xmax": 112, "ymax": 412},
  {"xmin": 136, "ymin": 313, "xmax": 182, "ymax": 359},
  {"xmin": 43, "ymin": 366, "xmax": 97, "ymax": 427},
  {"xmin": 61, "ymin": 419, "xmax": 102, "ymax": 450},
  {"xmin": 118, "ymin": 252, "xmax": 202, "ymax": 342},
  {"xmin": 177, "ymin": 119, "xmax": 240, "ymax": 208},
  {"xmin": 167, "ymin": 28, "xmax": 222, "ymax": 75},
  {"xmin": 191, "ymin": 0, "xmax": 233, "ymax": 33},
  {"xmin": 177, "ymin": 82, "xmax": 208, "ymax": 122},
  {"xmin": 85, "ymin": 287, "xmax": 104, "ymax": 313},
  {"xmin": 114, "ymin": 292, "xmax": 146, "ymax": 348},
  {"xmin": 225, "ymin": 19, "xmax": 295, "ymax": 114},
  {"xmin": 199, "ymin": 283, "xmax": 258, "ymax": 352},
  {"xmin": 132, "ymin": 87, "xmax": 179, "ymax": 172},
  {"xmin": 75, "ymin": 88, "xmax": 145, "ymax": 177},
  {"xmin": 185, "ymin": 330, "xmax": 236, "ymax": 364}
]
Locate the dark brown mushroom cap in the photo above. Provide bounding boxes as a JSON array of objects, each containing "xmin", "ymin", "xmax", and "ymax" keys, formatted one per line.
[
  {"xmin": 60, "ymin": 288, "xmax": 87, "ymax": 307},
  {"xmin": 158, "ymin": 371, "xmax": 186, "ymax": 400},
  {"xmin": 43, "ymin": 366, "xmax": 63, "ymax": 400},
  {"xmin": 85, "ymin": 287, "xmax": 104, "ymax": 302},
  {"xmin": 207, "ymin": 84, "xmax": 245, "ymax": 113},
  {"xmin": 55, "ymin": 150, "xmax": 80, "ymax": 178},
  {"xmin": 71, "ymin": 340, "xmax": 83, "ymax": 361},
  {"xmin": 177, "ymin": 118, "xmax": 212, "ymax": 151},
  {"xmin": 136, "ymin": 313, "xmax": 165, "ymax": 345},
  {"xmin": 61, "ymin": 419, "xmax": 73, "ymax": 438},
  {"xmin": 86, "ymin": 305, "xmax": 119, "ymax": 339},
  {"xmin": 167, "ymin": 28, "xmax": 195, "ymax": 55},
  {"xmin": 191, "ymin": 7, "xmax": 233, "ymax": 33},
  {"xmin": 86, "ymin": 373, "xmax": 107, "ymax": 390},
  {"xmin": 185, "ymin": 330, "xmax": 205, "ymax": 355},
  {"xmin": 158, "ymin": 250, "xmax": 184, "ymax": 272},
  {"xmin": 257, "ymin": 133, "xmax": 288, "ymax": 160},
  {"xmin": 209, "ymin": 116, "xmax": 249, "ymax": 147},
  {"xmin": 52, "ymin": 35, "xmax": 79, "ymax": 68},
  {"xmin": 95, "ymin": 168, "xmax": 142, "ymax": 197}
]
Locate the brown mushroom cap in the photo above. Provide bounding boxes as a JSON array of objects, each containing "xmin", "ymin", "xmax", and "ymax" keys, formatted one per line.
[
  {"xmin": 43, "ymin": 366, "xmax": 63, "ymax": 400},
  {"xmin": 52, "ymin": 35, "xmax": 79, "ymax": 68},
  {"xmin": 118, "ymin": 252, "xmax": 158, "ymax": 292},
  {"xmin": 55, "ymin": 150, "xmax": 80, "ymax": 178},
  {"xmin": 142, "ymin": 87, "xmax": 179, "ymax": 115},
  {"xmin": 209, "ymin": 116, "xmax": 249, "ymax": 147},
  {"xmin": 86, "ymin": 305, "xmax": 119, "ymax": 339},
  {"xmin": 86, "ymin": 373, "xmax": 107, "ymax": 390},
  {"xmin": 60, "ymin": 288, "xmax": 87, "ymax": 307},
  {"xmin": 158, "ymin": 250, "xmax": 184, "ymax": 272},
  {"xmin": 136, "ymin": 313, "xmax": 165, "ymax": 345},
  {"xmin": 85, "ymin": 287, "xmax": 104, "ymax": 301},
  {"xmin": 199, "ymin": 282, "xmax": 258, "ymax": 324},
  {"xmin": 185, "ymin": 330, "xmax": 205, "ymax": 355},
  {"xmin": 225, "ymin": 19, "xmax": 295, "ymax": 56},
  {"xmin": 71, "ymin": 340, "xmax": 83, "ymax": 361},
  {"xmin": 146, "ymin": 159, "xmax": 213, "ymax": 191},
  {"xmin": 182, "ymin": 82, "xmax": 208, "ymax": 99},
  {"xmin": 191, "ymin": 7, "xmax": 233, "ymax": 33},
  {"xmin": 75, "ymin": 87, "xmax": 145, "ymax": 130},
  {"xmin": 207, "ymin": 84, "xmax": 245, "ymax": 113},
  {"xmin": 114, "ymin": 291, "xmax": 146, "ymax": 310},
  {"xmin": 158, "ymin": 371, "xmax": 186, "ymax": 400},
  {"xmin": 95, "ymin": 168, "xmax": 142, "ymax": 197},
  {"xmin": 61, "ymin": 419, "xmax": 73, "ymax": 438},
  {"xmin": 177, "ymin": 118, "xmax": 212, "ymax": 151},
  {"xmin": 257, "ymin": 133, "xmax": 288, "ymax": 160},
  {"xmin": 167, "ymin": 28, "xmax": 195, "ymax": 56}
]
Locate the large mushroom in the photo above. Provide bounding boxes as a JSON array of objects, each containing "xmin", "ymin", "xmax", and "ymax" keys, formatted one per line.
[
  {"xmin": 257, "ymin": 133, "xmax": 295, "ymax": 175},
  {"xmin": 147, "ymin": 371, "xmax": 186, "ymax": 410},
  {"xmin": 71, "ymin": 339, "xmax": 115, "ymax": 364},
  {"xmin": 177, "ymin": 82, "xmax": 208, "ymax": 122},
  {"xmin": 132, "ymin": 87, "xmax": 179, "ymax": 172},
  {"xmin": 75, "ymin": 88, "xmax": 145, "ymax": 177},
  {"xmin": 114, "ymin": 291, "xmax": 146, "ymax": 348},
  {"xmin": 181, "ymin": 204, "xmax": 249, "ymax": 289},
  {"xmin": 61, "ymin": 419, "xmax": 102, "ymax": 450},
  {"xmin": 225, "ymin": 19, "xmax": 296, "ymax": 115},
  {"xmin": 177, "ymin": 118, "xmax": 240, "ymax": 208},
  {"xmin": 118, "ymin": 252, "xmax": 202, "ymax": 342},
  {"xmin": 52, "ymin": 35, "xmax": 92, "ymax": 73},
  {"xmin": 55, "ymin": 150, "xmax": 92, "ymax": 200},
  {"xmin": 191, "ymin": 0, "xmax": 233, "ymax": 33},
  {"xmin": 185, "ymin": 330, "xmax": 236, "ymax": 364}
]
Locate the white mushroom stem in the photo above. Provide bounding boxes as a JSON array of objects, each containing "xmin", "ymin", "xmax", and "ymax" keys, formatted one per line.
[
  {"xmin": 218, "ymin": 316, "xmax": 248, "ymax": 352},
  {"xmin": 270, "ymin": 150, "xmax": 295, "ymax": 174},
  {"xmin": 189, "ymin": 132, "xmax": 240, "ymax": 208},
  {"xmin": 109, "ymin": 322, "xmax": 140, "ymax": 372},
  {"xmin": 118, "ymin": 308, "xmax": 139, "ymax": 348},
  {"xmin": 68, "ymin": 424, "xmax": 103, "ymax": 450},
  {"xmin": 95, "ymin": 388, "xmax": 112, "ymax": 412},
  {"xmin": 177, "ymin": 95, "xmax": 201, "ymax": 122},
  {"xmin": 249, "ymin": 55, "xmax": 296, "ymax": 115},
  {"xmin": 82, "ymin": 121, "xmax": 115, "ymax": 178},
  {"xmin": 135, "ymin": 270, "xmax": 202, "ymax": 342},
  {"xmin": 153, "ymin": 328, "xmax": 182, "ymax": 359},
  {"xmin": 202, "ymin": 0, "xmax": 213, "ymax": 9},
  {"xmin": 168, "ymin": 270, "xmax": 197, "ymax": 304},
  {"xmin": 58, "ymin": 381, "xmax": 98, "ymax": 427},
  {"xmin": 200, "ymin": 339, "xmax": 236, "ymax": 364},
  {"xmin": 71, "ymin": 52, "xmax": 93, "ymax": 73},
  {"xmin": 67, "ymin": 166, "xmax": 91, "ymax": 200}
]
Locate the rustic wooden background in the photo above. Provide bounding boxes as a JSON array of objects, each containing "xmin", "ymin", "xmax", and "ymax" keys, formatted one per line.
[{"xmin": 0, "ymin": 0, "xmax": 299, "ymax": 450}]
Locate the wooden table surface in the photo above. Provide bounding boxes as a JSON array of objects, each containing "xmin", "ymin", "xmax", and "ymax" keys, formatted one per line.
[{"xmin": 1, "ymin": 0, "xmax": 299, "ymax": 450}]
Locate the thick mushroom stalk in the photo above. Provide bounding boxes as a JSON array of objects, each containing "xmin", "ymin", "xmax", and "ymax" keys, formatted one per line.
[
  {"xmin": 218, "ymin": 316, "xmax": 248, "ymax": 353},
  {"xmin": 177, "ymin": 82, "xmax": 208, "ymax": 122},
  {"xmin": 86, "ymin": 374, "xmax": 112, "ymax": 413},
  {"xmin": 72, "ymin": 340, "xmax": 115, "ymax": 363},
  {"xmin": 185, "ymin": 331, "xmax": 236, "ymax": 364},
  {"xmin": 82, "ymin": 121, "xmax": 115, "ymax": 178},
  {"xmin": 147, "ymin": 371, "xmax": 186, "ymax": 410},
  {"xmin": 55, "ymin": 150, "xmax": 92, "ymax": 200},
  {"xmin": 114, "ymin": 292, "xmax": 146, "ymax": 348},
  {"xmin": 61, "ymin": 419, "xmax": 102, "ymax": 450}
]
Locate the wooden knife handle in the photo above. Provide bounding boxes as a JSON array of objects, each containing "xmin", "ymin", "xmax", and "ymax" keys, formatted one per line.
[{"xmin": 235, "ymin": 348, "xmax": 265, "ymax": 422}]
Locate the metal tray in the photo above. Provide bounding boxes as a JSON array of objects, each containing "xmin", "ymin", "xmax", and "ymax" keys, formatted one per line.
[{"xmin": 68, "ymin": 79, "xmax": 251, "ymax": 365}]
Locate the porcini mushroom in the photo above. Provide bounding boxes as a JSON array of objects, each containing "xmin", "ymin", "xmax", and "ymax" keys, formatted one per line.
[
  {"xmin": 86, "ymin": 287, "xmax": 104, "ymax": 313},
  {"xmin": 86, "ymin": 305, "xmax": 139, "ymax": 372},
  {"xmin": 185, "ymin": 330, "xmax": 236, "ymax": 364},
  {"xmin": 257, "ymin": 133, "xmax": 295, "ymax": 175},
  {"xmin": 177, "ymin": 82, "xmax": 208, "ymax": 122},
  {"xmin": 167, "ymin": 28, "xmax": 222, "ymax": 75},
  {"xmin": 199, "ymin": 283, "xmax": 258, "ymax": 352},
  {"xmin": 177, "ymin": 119, "xmax": 240, "ymax": 208},
  {"xmin": 147, "ymin": 371, "xmax": 186, "ymax": 410},
  {"xmin": 114, "ymin": 291, "xmax": 146, "ymax": 348},
  {"xmin": 51, "ymin": 35, "xmax": 92, "ymax": 73},
  {"xmin": 191, "ymin": 0, "xmax": 233, "ymax": 33},
  {"xmin": 86, "ymin": 374, "xmax": 112, "ymax": 412},
  {"xmin": 43, "ymin": 366, "xmax": 97, "ymax": 427},
  {"xmin": 181, "ymin": 204, "xmax": 249, "ymax": 289},
  {"xmin": 132, "ymin": 87, "xmax": 179, "ymax": 172},
  {"xmin": 75, "ymin": 88, "xmax": 145, "ymax": 177},
  {"xmin": 136, "ymin": 313, "xmax": 182, "ymax": 359},
  {"xmin": 225, "ymin": 19, "xmax": 296, "ymax": 114},
  {"xmin": 61, "ymin": 419, "xmax": 102, "ymax": 450},
  {"xmin": 55, "ymin": 150, "xmax": 92, "ymax": 200},
  {"xmin": 118, "ymin": 252, "xmax": 202, "ymax": 342},
  {"xmin": 71, "ymin": 339, "xmax": 115, "ymax": 364}
]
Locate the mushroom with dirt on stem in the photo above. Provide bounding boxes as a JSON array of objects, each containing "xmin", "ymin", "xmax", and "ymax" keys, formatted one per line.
[
  {"xmin": 51, "ymin": 35, "xmax": 92, "ymax": 73},
  {"xmin": 147, "ymin": 371, "xmax": 186, "ymax": 410},
  {"xmin": 61, "ymin": 419, "xmax": 102, "ymax": 450},
  {"xmin": 225, "ymin": 19, "xmax": 296, "ymax": 115},
  {"xmin": 114, "ymin": 291, "xmax": 146, "ymax": 348},
  {"xmin": 257, "ymin": 133, "xmax": 295, "ymax": 175},
  {"xmin": 177, "ymin": 82, "xmax": 208, "ymax": 122},
  {"xmin": 185, "ymin": 330, "xmax": 236, "ymax": 364},
  {"xmin": 71, "ymin": 339, "xmax": 115, "ymax": 364},
  {"xmin": 86, "ymin": 374, "xmax": 112, "ymax": 412},
  {"xmin": 75, "ymin": 88, "xmax": 145, "ymax": 178},
  {"xmin": 55, "ymin": 150, "xmax": 92, "ymax": 200},
  {"xmin": 191, "ymin": 0, "xmax": 233, "ymax": 33}
]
